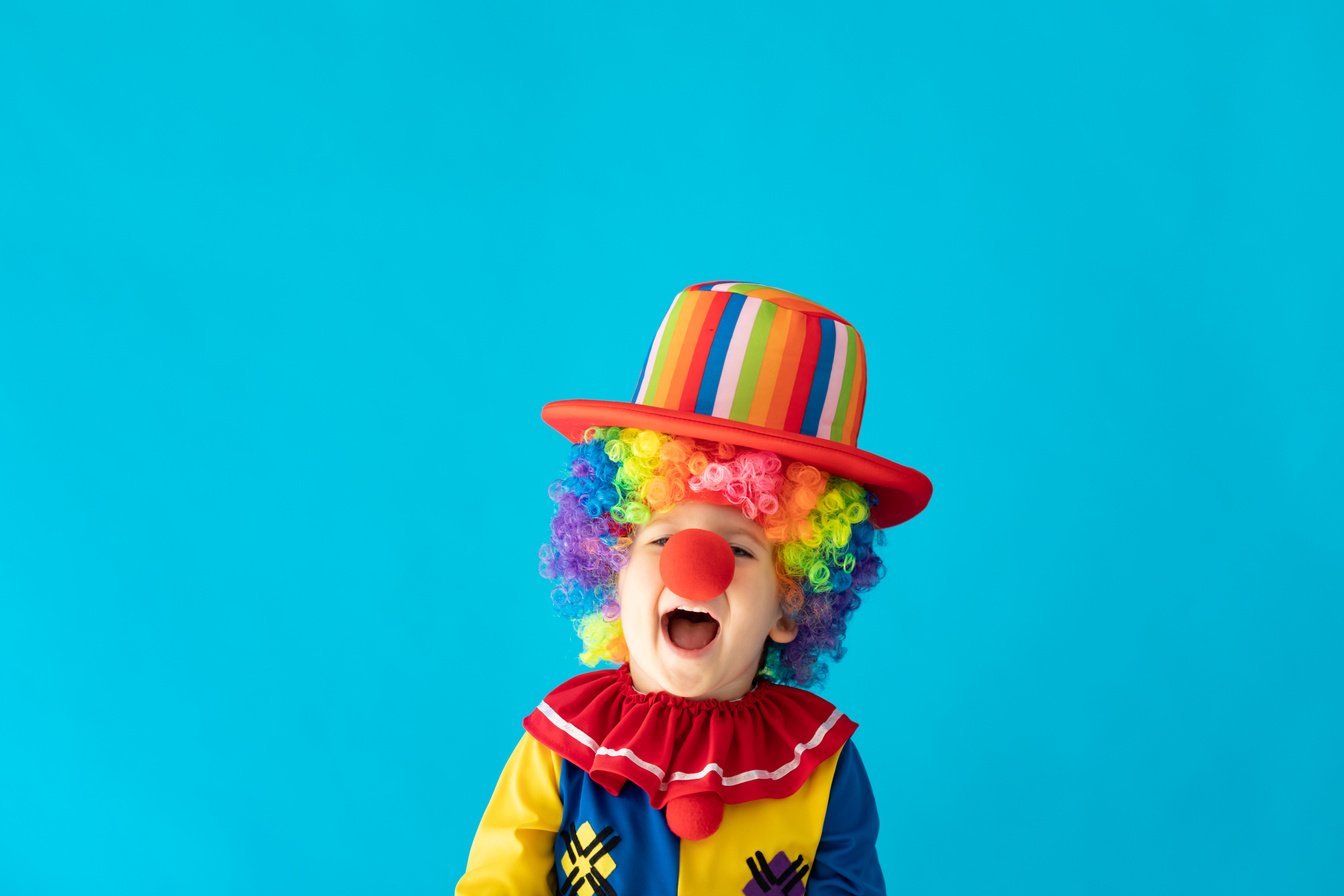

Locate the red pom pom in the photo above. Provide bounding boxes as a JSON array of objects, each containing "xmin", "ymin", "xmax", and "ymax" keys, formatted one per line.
[
  {"xmin": 665, "ymin": 793, "xmax": 724, "ymax": 840},
  {"xmin": 659, "ymin": 529, "xmax": 735, "ymax": 602}
]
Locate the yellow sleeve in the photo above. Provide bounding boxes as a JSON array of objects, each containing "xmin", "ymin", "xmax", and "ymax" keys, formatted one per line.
[{"xmin": 456, "ymin": 732, "xmax": 563, "ymax": 896}]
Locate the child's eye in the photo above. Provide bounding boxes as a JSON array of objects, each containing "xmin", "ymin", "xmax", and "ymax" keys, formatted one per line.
[{"xmin": 647, "ymin": 536, "xmax": 752, "ymax": 558}]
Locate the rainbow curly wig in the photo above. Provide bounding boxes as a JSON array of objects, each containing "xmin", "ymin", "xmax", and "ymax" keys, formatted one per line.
[{"xmin": 538, "ymin": 427, "xmax": 885, "ymax": 688}]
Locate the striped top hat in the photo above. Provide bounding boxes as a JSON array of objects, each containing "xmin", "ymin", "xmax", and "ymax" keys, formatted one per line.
[{"xmin": 543, "ymin": 281, "xmax": 932, "ymax": 527}]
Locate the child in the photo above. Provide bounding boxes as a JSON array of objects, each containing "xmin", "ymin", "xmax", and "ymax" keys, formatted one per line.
[{"xmin": 457, "ymin": 281, "xmax": 932, "ymax": 895}]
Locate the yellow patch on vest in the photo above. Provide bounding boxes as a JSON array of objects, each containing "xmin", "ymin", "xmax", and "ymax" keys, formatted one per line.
[{"xmin": 676, "ymin": 750, "xmax": 841, "ymax": 895}]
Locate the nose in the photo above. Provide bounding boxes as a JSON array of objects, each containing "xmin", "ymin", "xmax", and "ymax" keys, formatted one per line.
[{"xmin": 659, "ymin": 528, "xmax": 735, "ymax": 602}]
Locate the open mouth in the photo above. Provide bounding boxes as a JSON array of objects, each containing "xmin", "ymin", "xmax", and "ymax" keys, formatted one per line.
[{"xmin": 662, "ymin": 607, "xmax": 721, "ymax": 652}]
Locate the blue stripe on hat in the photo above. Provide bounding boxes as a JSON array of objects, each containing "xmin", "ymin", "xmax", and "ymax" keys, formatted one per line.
[
  {"xmin": 694, "ymin": 292, "xmax": 746, "ymax": 415},
  {"xmin": 800, "ymin": 316, "xmax": 836, "ymax": 436}
]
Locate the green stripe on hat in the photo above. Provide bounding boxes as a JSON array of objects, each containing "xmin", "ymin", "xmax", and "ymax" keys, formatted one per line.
[
  {"xmin": 729, "ymin": 299, "xmax": 777, "ymax": 423},
  {"xmin": 830, "ymin": 324, "xmax": 859, "ymax": 442}
]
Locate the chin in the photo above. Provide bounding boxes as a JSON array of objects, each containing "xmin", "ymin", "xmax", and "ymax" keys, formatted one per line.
[
  {"xmin": 657, "ymin": 666, "xmax": 717, "ymax": 699},
  {"xmin": 665, "ymin": 665, "xmax": 756, "ymax": 702}
]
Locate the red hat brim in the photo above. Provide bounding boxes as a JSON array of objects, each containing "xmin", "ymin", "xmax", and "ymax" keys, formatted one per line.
[{"xmin": 542, "ymin": 399, "xmax": 932, "ymax": 528}]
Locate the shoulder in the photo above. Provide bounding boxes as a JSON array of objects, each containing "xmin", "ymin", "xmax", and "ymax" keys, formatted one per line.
[{"xmin": 500, "ymin": 730, "xmax": 565, "ymax": 783}]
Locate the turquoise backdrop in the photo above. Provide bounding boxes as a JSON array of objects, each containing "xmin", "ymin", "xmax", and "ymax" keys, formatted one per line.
[{"xmin": 2, "ymin": 2, "xmax": 1340, "ymax": 893}]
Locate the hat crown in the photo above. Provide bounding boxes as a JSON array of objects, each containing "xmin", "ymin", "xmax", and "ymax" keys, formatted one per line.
[{"xmin": 630, "ymin": 281, "xmax": 868, "ymax": 447}]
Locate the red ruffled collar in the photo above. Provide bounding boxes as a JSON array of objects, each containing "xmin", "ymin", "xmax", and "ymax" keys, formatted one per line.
[{"xmin": 522, "ymin": 665, "xmax": 856, "ymax": 811}]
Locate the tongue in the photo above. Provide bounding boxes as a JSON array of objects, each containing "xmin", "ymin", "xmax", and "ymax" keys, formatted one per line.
[{"xmin": 669, "ymin": 615, "xmax": 718, "ymax": 650}]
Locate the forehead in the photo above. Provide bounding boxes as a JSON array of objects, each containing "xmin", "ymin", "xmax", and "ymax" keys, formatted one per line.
[{"xmin": 640, "ymin": 500, "xmax": 767, "ymax": 538}]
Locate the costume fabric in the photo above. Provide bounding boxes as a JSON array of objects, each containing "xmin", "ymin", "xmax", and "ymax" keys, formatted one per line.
[{"xmin": 458, "ymin": 668, "xmax": 885, "ymax": 895}]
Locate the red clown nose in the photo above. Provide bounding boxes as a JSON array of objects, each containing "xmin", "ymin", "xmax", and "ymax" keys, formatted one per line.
[{"xmin": 659, "ymin": 529, "xmax": 735, "ymax": 601}]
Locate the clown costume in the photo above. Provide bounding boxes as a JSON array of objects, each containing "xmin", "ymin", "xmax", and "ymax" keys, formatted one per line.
[{"xmin": 457, "ymin": 282, "xmax": 932, "ymax": 895}]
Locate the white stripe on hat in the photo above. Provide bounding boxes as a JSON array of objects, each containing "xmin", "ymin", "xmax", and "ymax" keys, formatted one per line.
[
  {"xmin": 814, "ymin": 322, "xmax": 850, "ymax": 440},
  {"xmin": 711, "ymin": 297, "xmax": 763, "ymax": 418}
]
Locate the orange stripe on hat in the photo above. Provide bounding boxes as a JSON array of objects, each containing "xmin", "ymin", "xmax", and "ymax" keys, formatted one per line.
[
  {"xmin": 748, "ymin": 305, "xmax": 797, "ymax": 428},
  {"xmin": 674, "ymin": 292, "xmax": 729, "ymax": 412},
  {"xmin": 662, "ymin": 293, "xmax": 715, "ymax": 412},
  {"xmin": 650, "ymin": 293, "xmax": 697, "ymax": 409},
  {"xmin": 764, "ymin": 308, "xmax": 809, "ymax": 429},
  {"xmin": 783, "ymin": 314, "xmax": 822, "ymax": 434},
  {"xmin": 841, "ymin": 331, "xmax": 867, "ymax": 444}
]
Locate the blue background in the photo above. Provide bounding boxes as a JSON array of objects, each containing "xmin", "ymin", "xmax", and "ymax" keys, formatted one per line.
[{"xmin": 2, "ymin": 2, "xmax": 1340, "ymax": 893}]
